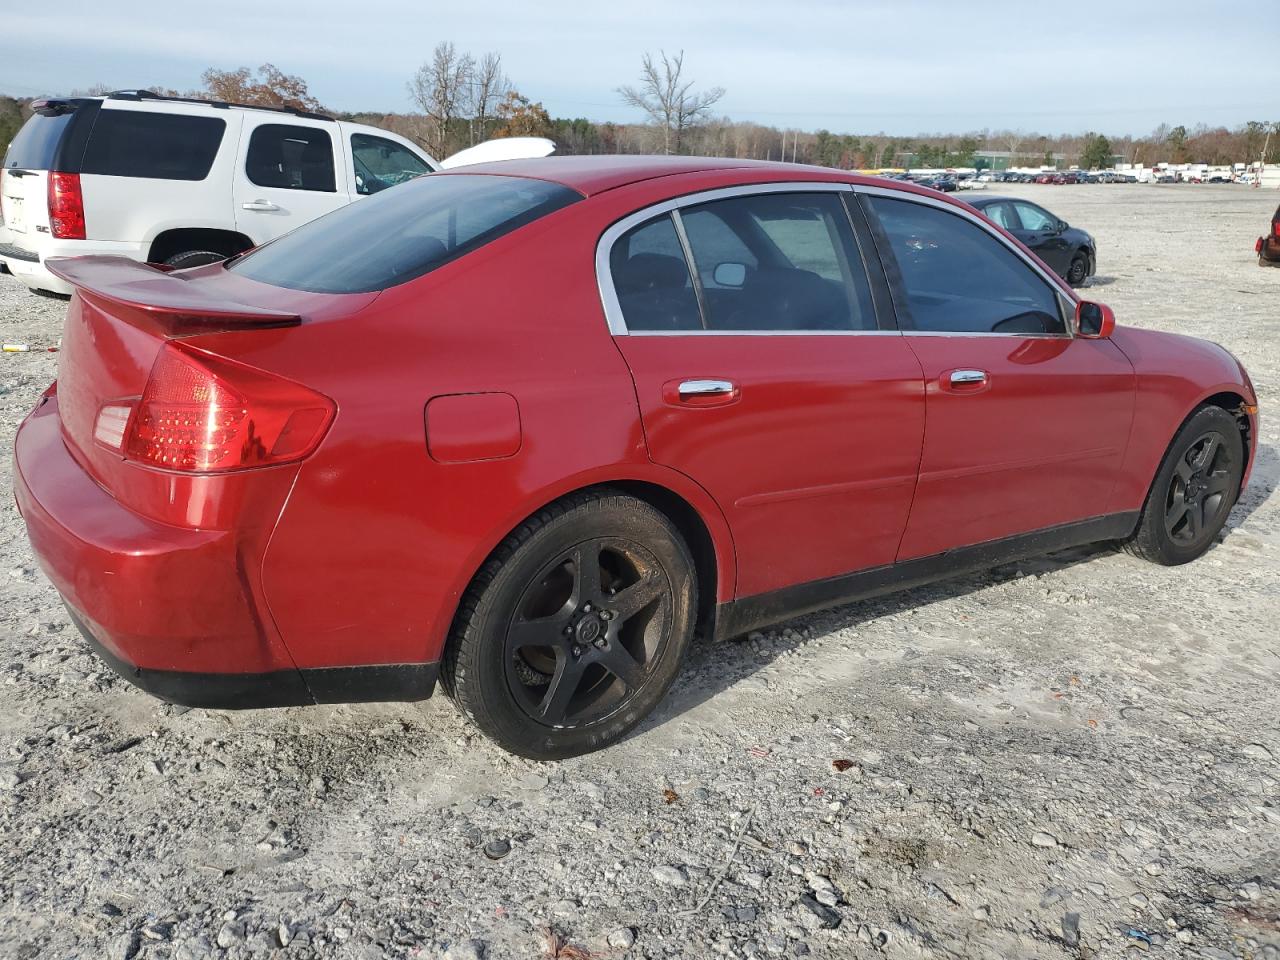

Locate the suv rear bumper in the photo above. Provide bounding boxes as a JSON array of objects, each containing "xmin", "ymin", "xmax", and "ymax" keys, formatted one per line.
[
  {"xmin": 14, "ymin": 392, "xmax": 438, "ymax": 709},
  {"xmin": 0, "ymin": 239, "xmax": 149, "ymax": 295}
]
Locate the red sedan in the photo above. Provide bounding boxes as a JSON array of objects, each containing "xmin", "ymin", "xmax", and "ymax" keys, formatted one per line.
[{"xmin": 14, "ymin": 157, "xmax": 1258, "ymax": 758}]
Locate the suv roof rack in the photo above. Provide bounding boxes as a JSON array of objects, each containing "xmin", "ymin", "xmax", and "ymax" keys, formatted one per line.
[{"xmin": 104, "ymin": 90, "xmax": 333, "ymax": 122}]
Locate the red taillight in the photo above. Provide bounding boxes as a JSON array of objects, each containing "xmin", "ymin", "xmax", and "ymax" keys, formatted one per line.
[
  {"xmin": 1273, "ymin": 221, "xmax": 1280, "ymax": 239},
  {"xmin": 48, "ymin": 172, "xmax": 86, "ymax": 240},
  {"xmin": 112, "ymin": 343, "xmax": 334, "ymax": 473}
]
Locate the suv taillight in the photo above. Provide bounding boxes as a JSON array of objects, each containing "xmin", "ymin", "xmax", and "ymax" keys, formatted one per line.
[
  {"xmin": 48, "ymin": 172, "xmax": 86, "ymax": 239},
  {"xmin": 1273, "ymin": 221, "xmax": 1280, "ymax": 239},
  {"xmin": 97, "ymin": 343, "xmax": 334, "ymax": 473}
]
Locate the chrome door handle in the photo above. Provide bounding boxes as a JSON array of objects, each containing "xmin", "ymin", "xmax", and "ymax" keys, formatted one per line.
[
  {"xmin": 678, "ymin": 379, "xmax": 735, "ymax": 397},
  {"xmin": 241, "ymin": 200, "xmax": 280, "ymax": 212},
  {"xmin": 949, "ymin": 369, "xmax": 988, "ymax": 386}
]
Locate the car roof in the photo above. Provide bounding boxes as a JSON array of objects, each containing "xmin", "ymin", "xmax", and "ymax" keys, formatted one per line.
[{"xmin": 434, "ymin": 155, "xmax": 866, "ymax": 197}]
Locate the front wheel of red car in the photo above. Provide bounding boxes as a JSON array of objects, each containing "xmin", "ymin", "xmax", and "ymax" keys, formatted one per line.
[
  {"xmin": 1124, "ymin": 405, "xmax": 1245, "ymax": 565},
  {"xmin": 442, "ymin": 490, "xmax": 697, "ymax": 760}
]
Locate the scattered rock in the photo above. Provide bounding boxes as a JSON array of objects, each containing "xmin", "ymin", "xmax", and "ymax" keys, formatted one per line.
[
  {"xmin": 606, "ymin": 927, "xmax": 636, "ymax": 950},
  {"xmin": 652, "ymin": 865, "xmax": 688, "ymax": 887},
  {"xmin": 482, "ymin": 839, "xmax": 511, "ymax": 861},
  {"xmin": 1061, "ymin": 912, "xmax": 1080, "ymax": 947},
  {"xmin": 797, "ymin": 894, "xmax": 841, "ymax": 929},
  {"xmin": 1031, "ymin": 831, "xmax": 1059, "ymax": 848}
]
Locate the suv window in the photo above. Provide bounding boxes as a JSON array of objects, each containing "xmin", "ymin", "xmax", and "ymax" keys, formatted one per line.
[
  {"xmin": 351, "ymin": 133, "xmax": 430, "ymax": 195},
  {"xmin": 245, "ymin": 124, "xmax": 336, "ymax": 192},
  {"xmin": 81, "ymin": 110, "xmax": 225, "ymax": 181},
  {"xmin": 868, "ymin": 196, "xmax": 1065, "ymax": 335},
  {"xmin": 609, "ymin": 214, "xmax": 702, "ymax": 332},
  {"xmin": 4, "ymin": 112, "xmax": 78, "ymax": 170},
  {"xmin": 230, "ymin": 173, "xmax": 580, "ymax": 294},
  {"xmin": 680, "ymin": 193, "xmax": 875, "ymax": 331}
]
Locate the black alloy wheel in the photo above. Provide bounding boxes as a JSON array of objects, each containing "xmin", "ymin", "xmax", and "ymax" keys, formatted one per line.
[
  {"xmin": 1067, "ymin": 254, "xmax": 1089, "ymax": 286},
  {"xmin": 1163, "ymin": 432, "xmax": 1235, "ymax": 545},
  {"xmin": 442, "ymin": 490, "xmax": 696, "ymax": 759},
  {"xmin": 1125, "ymin": 405, "xmax": 1244, "ymax": 565},
  {"xmin": 505, "ymin": 537, "xmax": 672, "ymax": 728}
]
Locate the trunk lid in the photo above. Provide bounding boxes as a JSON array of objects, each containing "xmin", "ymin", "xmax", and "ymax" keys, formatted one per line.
[{"xmin": 47, "ymin": 257, "xmax": 373, "ymax": 501}]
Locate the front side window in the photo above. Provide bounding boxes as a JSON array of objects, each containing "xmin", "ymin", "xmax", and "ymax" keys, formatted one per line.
[
  {"xmin": 351, "ymin": 133, "xmax": 431, "ymax": 195},
  {"xmin": 609, "ymin": 214, "xmax": 702, "ymax": 332},
  {"xmin": 245, "ymin": 124, "xmax": 336, "ymax": 192},
  {"xmin": 230, "ymin": 173, "xmax": 580, "ymax": 294},
  {"xmin": 81, "ymin": 110, "xmax": 225, "ymax": 181},
  {"xmin": 680, "ymin": 192, "xmax": 875, "ymax": 332},
  {"xmin": 1012, "ymin": 201, "xmax": 1057, "ymax": 232},
  {"xmin": 868, "ymin": 196, "xmax": 1065, "ymax": 335}
]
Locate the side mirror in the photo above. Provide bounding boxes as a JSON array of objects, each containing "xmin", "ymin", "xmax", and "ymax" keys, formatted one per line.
[
  {"xmin": 713, "ymin": 262, "xmax": 747, "ymax": 288},
  {"xmin": 1056, "ymin": 220, "xmax": 1069, "ymax": 233},
  {"xmin": 1075, "ymin": 301, "xmax": 1115, "ymax": 338}
]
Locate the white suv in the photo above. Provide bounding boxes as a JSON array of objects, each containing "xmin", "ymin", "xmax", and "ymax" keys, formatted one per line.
[{"xmin": 0, "ymin": 91, "xmax": 552, "ymax": 295}]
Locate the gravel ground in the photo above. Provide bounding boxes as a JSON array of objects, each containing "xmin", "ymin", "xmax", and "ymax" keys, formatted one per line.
[{"xmin": 1, "ymin": 184, "xmax": 1278, "ymax": 960}]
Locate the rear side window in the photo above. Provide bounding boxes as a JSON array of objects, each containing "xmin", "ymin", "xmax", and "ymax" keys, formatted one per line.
[
  {"xmin": 609, "ymin": 214, "xmax": 702, "ymax": 332},
  {"xmin": 245, "ymin": 124, "xmax": 335, "ymax": 192},
  {"xmin": 81, "ymin": 110, "xmax": 225, "ymax": 181},
  {"xmin": 868, "ymin": 196, "xmax": 1065, "ymax": 335},
  {"xmin": 352, "ymin": 133, "xmax": 431, "ymax": 195},
  {"xmin": 230, "ymin": 173, "xmax": 581, "ymax": 293},
  {"xmin": 4, "ymin": 112, "xmax": 78, "ymax": 170}
]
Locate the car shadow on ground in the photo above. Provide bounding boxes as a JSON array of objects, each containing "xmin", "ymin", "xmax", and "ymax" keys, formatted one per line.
[
  {"xmin": 1082, "ymin": 275, "xmax": 1119, "ymax": 287},
  {"xmin": 641, "ymin": 441, "xmax": 1279, "ymax": 739}
]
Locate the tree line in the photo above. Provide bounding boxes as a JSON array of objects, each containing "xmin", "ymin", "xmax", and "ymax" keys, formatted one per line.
[{"xmin": 3, "ymin": 55, "xmax": 1279, "ymax": 170}]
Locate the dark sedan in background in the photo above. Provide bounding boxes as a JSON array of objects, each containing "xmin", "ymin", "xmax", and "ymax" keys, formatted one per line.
[
  {"xmin": 1259, "ymin": 204, "xmax": 1280, "ymax": 266},
  {"xmin": 963, "ymin": 195, "xmax": 1096, "ymax": 285}
]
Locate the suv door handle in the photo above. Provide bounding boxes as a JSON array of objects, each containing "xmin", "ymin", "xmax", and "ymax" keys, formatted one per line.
[
  {"xmin": 241, "ymin": 200, "xmax": 280, "ymax": 212},
  {"xmin": 949, "ymin": 369, "xmax": 988, "ymax": 385},
  {"xmin": 663, "ymin": 378, "xmax": 740, "ymax": 407}
]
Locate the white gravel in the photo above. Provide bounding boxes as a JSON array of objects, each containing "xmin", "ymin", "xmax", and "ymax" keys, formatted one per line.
[{"xmin": 1, "ymin": 184, "xmax": 1278, "ymax": 960}]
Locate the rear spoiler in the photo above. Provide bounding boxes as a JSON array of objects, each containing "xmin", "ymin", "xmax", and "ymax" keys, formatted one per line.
[{"xmin": 45, "ymin": 257, "xmax": 300, "ymax": 332}]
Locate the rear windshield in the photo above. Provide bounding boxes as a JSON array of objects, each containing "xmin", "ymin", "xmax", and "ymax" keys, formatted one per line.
[
  {"xmin": 229, "ymin": 173, "xmax": 581, "ymax": 294},
  {"xmin": 81, "ymin": 110, "xmax": 225, "ymax": 181},
  {"xmin": 4, "ymin": 112, "xmax": 76, "ymax": 170}
]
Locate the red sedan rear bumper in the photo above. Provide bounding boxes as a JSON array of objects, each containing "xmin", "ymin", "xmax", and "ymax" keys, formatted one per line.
[{"xmin": 14, "ymin": 392, "xmax": 436, "ymax": 708}]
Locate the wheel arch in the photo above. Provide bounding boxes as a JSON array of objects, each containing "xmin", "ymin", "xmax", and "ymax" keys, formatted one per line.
[
  {"xmin": 439, "ymin": 469, "xmax": 737, "ymax": 662},
  {"xmin": 1196, "ymin": 389, "xmax": 1254, "ymax": 486},
  {"xmin": 146, "ymin": 228, "xmax": 256, "ymax": 264}
]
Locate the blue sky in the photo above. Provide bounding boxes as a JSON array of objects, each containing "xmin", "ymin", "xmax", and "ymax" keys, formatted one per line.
[{"xmin": 2, "ymin": 1, "xmax": 1275, "ymax": 135}]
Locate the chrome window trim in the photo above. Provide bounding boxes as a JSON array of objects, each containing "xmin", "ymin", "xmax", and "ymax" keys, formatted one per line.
[
  {"xmin": 596, "ymin": 181, "xmax": 861, "ymax": 337},
  {"xmin": 851, "ymin": 183, "xmax": 1078, "ymax": 338}
]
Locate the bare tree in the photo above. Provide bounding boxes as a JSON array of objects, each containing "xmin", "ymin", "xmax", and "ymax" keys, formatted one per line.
[
  {"xmin": 408, "ymin": 41, "xmax": 474, "ymax": 159},
  {"xmin": 618, "ymin": 50, "xmax": 725, "ymax": 155},
  {"xmin": 999, "ymin": 129, "xmax": 1024, "ymax": 159},
  {"xmin": 468, "ymin": 52, "xmax": 510, "ymax": 144}
]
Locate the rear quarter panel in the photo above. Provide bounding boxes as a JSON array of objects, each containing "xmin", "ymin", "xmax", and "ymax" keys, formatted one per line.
[
  {"xmin": 230, "ymin": 191, "xmax": 738, "ymax": 670},
  {"xmin": 1108, "ymin": 326, "xmax": 1257, "ymax": 510}
]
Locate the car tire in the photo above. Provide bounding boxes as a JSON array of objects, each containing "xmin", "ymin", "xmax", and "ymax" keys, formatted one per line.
[
  {"xmin": 1067, "ymin": 254, "xmax": 1089, "ymax": 286},
  {"xmin": 442, "ymin": 489, "xmax": 697, "ymax": 760},
  {"xmin": 162, "ymin": 250, "xmax": 230, "ymax": 269},
  {"xmin": 1123, "ymin": 405, "xmax": 1244, "ymax": 566}
]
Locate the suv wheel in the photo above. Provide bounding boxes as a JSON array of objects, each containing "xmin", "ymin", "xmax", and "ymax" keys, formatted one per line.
[
  {"xmin": 442, "ymin": 490, "xmax": 697, "ymax": 760},
  {"xmin": 163, "ymin": 250, "xmax": 230, "ymax": 270}
]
